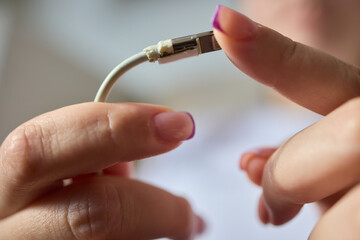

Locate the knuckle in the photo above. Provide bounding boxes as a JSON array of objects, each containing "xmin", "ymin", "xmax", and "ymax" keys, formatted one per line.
[
  {"xmin": 1, "ymin": 123, "xmax": 45, "ymax": 185},
  {"xmin": 1, "ymin": 115, "xmax": 59, "ymax": 186},
  {"xmin": 280, "ymin": 38, "xmax": 304, "ymax": 71},
  {"xmin": 273, "ymin": 38, "xmax": 304, "ymax": 89},
  {"xmin": 82, "ymin": 108, "xmax": 118, "ymax": 153},
  {"xmin": 282, "ymin": 39, "xmax": 298, "ymax": 65},
  {"xmin": 90, "ymin": 105, "xmax": 148, "ymax": 160},
  {"xmin": 66, "ymin": 185, "xmax": 115, "ymax": 240},
  {"xmin": 102, "ymin": 109, "xmax": 118, "ymax": 148}
]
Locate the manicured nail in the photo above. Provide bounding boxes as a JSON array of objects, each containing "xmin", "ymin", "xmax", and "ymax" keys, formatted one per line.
[
  {"xmin": 153, "ymin": 112, "xmax": 195, "ymax": 142},
  {"xmin": 212, "ymin": 5, "xmax": 258, "ymax": 40},
  {"xmin": 212, "ymin": 5, "xmax": 224, "ymax": 33}
]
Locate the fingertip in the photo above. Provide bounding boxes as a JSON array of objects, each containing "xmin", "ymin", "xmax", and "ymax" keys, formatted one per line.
[
  {"xmin": 260, "ymin": 191, "xmax": 303, "ymax": 225},
  {"xmin": 247, "ymin": 157, "xmax": 267, "ymax": 186},
  {"xmin": 239, "ymin": 148, "xmax": 276, "ymax": 185},
  {"xmin": 212, "ymin": 5, "xmax": 258, "ymax": 41},
  {"xmin": 153, "ymin": 111, "xmax": 196, "ymax": 143},
  {"xmin": 239, "ymin": 152, "xmax": 252, "ymax": 171},
  {"xmin": 195, "ymin": 215, "xmax": 207, "ymax": 235}
]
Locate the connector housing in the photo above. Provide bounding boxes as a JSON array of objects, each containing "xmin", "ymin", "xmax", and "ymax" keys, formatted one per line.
[{"xmin": 159, "ymin": 31, "xmax": 221, "ymax": 64}]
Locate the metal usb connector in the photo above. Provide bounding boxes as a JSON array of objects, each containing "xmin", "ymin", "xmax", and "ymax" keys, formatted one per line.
[
  {"xmin": 172, "ymin": 31, "xmax": 221, "ymax": 55},
  {"xmin": 144, "ymin": 31, "xmax": 221, "ymax": 64}
]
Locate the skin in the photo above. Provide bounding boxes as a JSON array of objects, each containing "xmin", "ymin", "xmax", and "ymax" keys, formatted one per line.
[
  {"xmin": 211, "ymin": 1, "xmax": 360, "ymax": 239},
  {"xmin": 241, "ymin": 0, "xmax": 360, "ymax": 66},
  {"xmin": 1, "ymin": 1, "xmax": 360, "ymax": 239},
  {"xmin": 0, "ymin": 103, "xmax": 203, "ymax": 239}
]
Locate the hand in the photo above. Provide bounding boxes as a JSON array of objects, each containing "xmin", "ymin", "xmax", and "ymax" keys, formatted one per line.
[
  {"xmin": 213, "ymin": 5, "xmax": 360, "ymax": 239},
  {"xmin": 0, "ymin": 102, "xmax": 204, "ymax": 240}
]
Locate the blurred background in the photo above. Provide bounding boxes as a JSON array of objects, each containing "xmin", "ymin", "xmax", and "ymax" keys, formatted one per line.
[
  {"xmin": 0, "ymin": 0, "xmax": 262, "ymax": 139},
  {"xmin": 0, "ymin": 0, "xmax": 320, "ymax": 239}
]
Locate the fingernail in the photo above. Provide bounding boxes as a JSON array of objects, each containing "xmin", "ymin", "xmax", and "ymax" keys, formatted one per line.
[
  {"xmin": 239, "ymin": 152, "xmax": 254, "ymax": 171},
  {"xmin": 212, "ymin": 5, "xmax": 258, "ymax": 40},
  {"xmin": 212, "ymin": 5, "xmax": 224, "ymax": 33},
  {"xmin": 195, "ymin": 215, "xmax": 206, "ymax": 235},
  {"xmin": 240, "ymin": 148, "xmax": 276, "ymax": 171},
  {"xmin": 153, "ymin": 112, "xmax": 195, "ymax": 142},
  {"xmin": 240, "ymin": 152, "xmax": 267, "ymax": 171}
]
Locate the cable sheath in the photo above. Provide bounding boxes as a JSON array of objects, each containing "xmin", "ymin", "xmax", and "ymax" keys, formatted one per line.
[{"xmin": 94, "ymin": 52, "xmax": 148, "ymax": 102}]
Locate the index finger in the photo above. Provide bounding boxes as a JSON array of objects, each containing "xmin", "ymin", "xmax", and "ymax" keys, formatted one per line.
[
  {"xmin": 213, "ymin": 5, "xmax": 360, "ymax": 115},
  {"xmin": 0, "ymin": 102, "xmax": 195, "ymax": 218}
]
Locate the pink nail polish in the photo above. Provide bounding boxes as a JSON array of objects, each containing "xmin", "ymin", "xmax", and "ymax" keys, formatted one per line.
[
  {"xmin": 185, "ymin": 112, "xmax": 196, "ymax": 140},
  {"xmin": 153, "ymin": 111, "xmax": 195, "ymax": 142},
  {"xmin": 212, "ymin": 5, "xmax": 224, "ymax": 33},
  {"xmin": 212, "ymin": 5, "xmax": 258, "ymax": 40}
]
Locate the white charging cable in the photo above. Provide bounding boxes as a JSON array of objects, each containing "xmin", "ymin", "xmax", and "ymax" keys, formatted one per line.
[{"xmin": 94, "ymin": 31, "xmax": 221, "ymax": 103}]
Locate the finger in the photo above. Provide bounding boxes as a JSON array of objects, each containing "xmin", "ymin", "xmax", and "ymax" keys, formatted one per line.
[
  {"xmin": 239, "ymin": 146, "xmax": 345, "ymax": 221},
  {"xmin": 72, "ymin": 162, "xmax": 135, "ymax": 182},
  {"xmin": 309, "ymin": 184, "xmax": 360, "ymax": 240},
  {"xmin": 212, "ymin": 5, "xmax": 360, "ymax": 115},
  {"xmin": 258, "ymin": 195, "xmax": 270, "ymax": 225},
  {"xmin": 239, "ymin": 147, "xmax": 277, "ymax": 186},
  {"xmin": 242, "ymin": 149, "xmax": 355, "ymax": 222},
  {"xmin": 260, "ymin": 97, "xmax": 360, "ymax": 225},
  {"xmin": 316, "ymin": 185, "xmax": 355, "ymax": 214},
  {"xmin": 0, "ymin": 103, "xmax": 195, "ymax": 218},
  {"xmin": 0, "ymin": 176, "xmax": 204, "ymax": 240},
  {"xmin": 103, "ymin": 162, "xmax": 134, "ymax": 177}
]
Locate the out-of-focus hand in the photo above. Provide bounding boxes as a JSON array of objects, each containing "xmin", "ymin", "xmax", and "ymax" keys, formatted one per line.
[
  {"xmin": 213, "ymin": 5, "xmax": 360, "ymax": 239},
  {"xmin": 0, "ymin": 102, "xmax": 204, "ymax": 240}
]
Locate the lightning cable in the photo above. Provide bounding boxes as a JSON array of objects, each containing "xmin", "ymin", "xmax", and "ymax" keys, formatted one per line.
[{"xmin": 94, "ymin": 31, "xmax": 221, "ymax": 102}]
